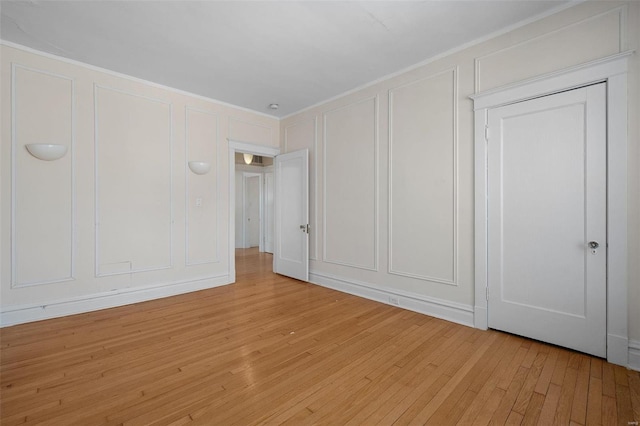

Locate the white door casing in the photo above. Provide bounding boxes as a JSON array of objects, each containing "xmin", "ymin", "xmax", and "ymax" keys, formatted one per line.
[
  {"xmin": 471, "ymin": 52, "xmax": 630, "ymax": 366},
  {"xmin": 487, "ymin": 84, "xmax": 606, "ymax": 357},
  {"xmin": 274, "ymin": 149, "xmax": 309, "ymax": 281}
]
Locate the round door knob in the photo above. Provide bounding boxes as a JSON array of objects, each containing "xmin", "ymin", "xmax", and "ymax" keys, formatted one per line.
[{"xmin": 588, "ymin": 241, "xmax": 599, "ymax": 249}]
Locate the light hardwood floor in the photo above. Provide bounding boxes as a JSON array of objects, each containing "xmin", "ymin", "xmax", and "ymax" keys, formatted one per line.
[{"xmin": 1, "ymin": 248, "xmax": 639, "ymax": 425}]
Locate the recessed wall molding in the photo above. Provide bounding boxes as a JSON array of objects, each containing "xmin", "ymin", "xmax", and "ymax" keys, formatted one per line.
[
  {"xmin": 388, "ymin": 67, "xmax": 459, "ymax": 286},
  {"xmin": 322, "ymin": 96, "xmax": 378, "ymax": 271},
  {"xmin": 474, "ymin": 5, "xmax": 627, "ymax": 93},
  {"xmin": 11, "ymin": 63, "xmax": 76, "ymax": 288},
  {"xmin": 185, "ymin": 106, "xmax": 220, "ymax": 266},
  {"xmin": 93, "ymin": 83, "xmax": 174, "ymax": 277},
  {"xmin": 228, "ymin": 116, "xmax": 273, "ymax": 147}
]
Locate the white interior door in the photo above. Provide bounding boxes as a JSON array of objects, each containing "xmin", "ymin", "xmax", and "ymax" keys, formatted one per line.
[
  {"xmin": 264, "ymin": 172, "xmax": 274, "ymax": 254},
  {"xmin": 487, "ymin": 83, "xmax": 606, "ymax": 357},
  {"xmin": 244, "ymin": 174, "xmax": 261, "ymax": 248},
  {"xmin": 274, "ymin": 149, "xmax": 309, "ymax": 281}
]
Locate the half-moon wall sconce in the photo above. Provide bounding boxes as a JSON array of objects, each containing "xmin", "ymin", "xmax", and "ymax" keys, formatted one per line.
[
  {"xmin": 188, "ymin": 161, "xmax": 211, "ymax": 175},
  {"xmin": 25, "ymin": 144, "xmax": 68, "ymax": 161}
]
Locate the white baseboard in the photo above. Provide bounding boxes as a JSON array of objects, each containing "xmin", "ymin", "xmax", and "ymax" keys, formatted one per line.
[
  {"xmin": 1, "ymin": 274, "xmax": 232, "ymax": 327},
  {"xmin": 629, "ymin": 339, "xmax": 640, "ymax": 372},
  {"xmin": 309, "ymin": 271, "xmax": 474, "ymax": 328},
  {"xmin": 607, "ymin": 333, "xmax": 629, "ymax": 367}
]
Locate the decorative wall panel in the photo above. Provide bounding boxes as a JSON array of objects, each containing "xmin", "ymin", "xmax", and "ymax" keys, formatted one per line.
[
  {"xmin": 94, "ymin": 85, "xmax": 172, "ymax": 276},
  {"xmin": 389, "ymin": 69, "xmax": 457, "ymax": 285},
  {"xmin": 323, "ymin": 98, "xmax": 377, "ymax": 271},
  {"xmin": 229, "ymin": 117, "xmax": 272, "ymax": 146},
  {"xmin": 12, "ymin": 64, "xmax": 75, "ymax": 287},
  {"xmin": 475, "ymin": 7, "xmax": 625, "ymax": 92}
]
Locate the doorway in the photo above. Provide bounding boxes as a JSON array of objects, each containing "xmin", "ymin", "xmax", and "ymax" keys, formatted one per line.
[
  {"xmin": 228, "ymin": 141, "xmax": 280, "ymax": 281},
  {"xmin": 471, "ymin": 53, "xmax": 631, "ymax": 366},
  {"xmin": 486, "ymin": 83, "xmax": 606, "ymax": 357}
]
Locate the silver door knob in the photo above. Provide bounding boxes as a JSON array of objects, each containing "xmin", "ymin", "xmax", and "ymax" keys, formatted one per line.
[{"xmin": 588, "ymin": 241, "xmax": 599, "ymax": 249}]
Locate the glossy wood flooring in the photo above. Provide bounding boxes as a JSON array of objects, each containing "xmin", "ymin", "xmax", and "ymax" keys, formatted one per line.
[{"xmin": 1, "ymin": 248, "xmax": 639, "ymax": 425}]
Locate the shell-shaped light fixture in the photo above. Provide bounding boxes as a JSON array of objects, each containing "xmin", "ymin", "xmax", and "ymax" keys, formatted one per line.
[
  {"xmin": 243, "ymin": 153, "xmax": 253, "ymax": 165},
  {"xmin": 25, "ymin": 144, "xmax": 68, "ymax": 161},
  {"xmin": 188, "ymin": 161, "xmax": 211, "ymax": 175}
]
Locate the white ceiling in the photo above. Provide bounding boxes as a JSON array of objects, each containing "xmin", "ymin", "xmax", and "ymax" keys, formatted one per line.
[{"xmin": 1, "ymin": 1, "xmax": 570, "ymax": 117}]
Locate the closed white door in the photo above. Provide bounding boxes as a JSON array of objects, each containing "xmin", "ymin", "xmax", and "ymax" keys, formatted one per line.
[
  {"xmin": 274, "ymin": 149, "xmax": 309, "ymax": 281},
  {"xmin": 246, "ymin": 175, "xmax": 261, "ymax": 248},
  {"xmin": 487, "ymin": 83, "xmax": 606, "ymax": 357},
  {"xmin": 264, "ymin": 172, "xmax": 274, "ymax": 254}
]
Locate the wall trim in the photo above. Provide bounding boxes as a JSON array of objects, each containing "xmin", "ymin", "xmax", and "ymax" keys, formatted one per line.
[
  {"xmin": 474, "ymin": 5, "xmax": 628, "ymax": 93},
  {"xmin": 0, "ymin": 274, "xmax": 232, "ymax": 328},
  {"xmin": 322, "ymin": 95, "xmax": 379, "ymax": 272},
  {"xmin": 0, "ymin": 40, "xmax": 279, "ymax": 120},
  {"xmin": 278, "ymin": 2, "xmax": 578, "ymax": 121},
  {"xmin": 185, "ymin": 106, "xmax": 220, "ymax": 266},
  {"xmin": 11, "ymin": 63, "xmax": 76, "ymax": 288},
  {"xmin": 629, "ymin": 340, "xmax": 640, "ymax": 372},
  {"xmin": 387, "ymin": 67, "xmax": 459, "ymax": 286},
  {"xmin": 93, "ymin": 84, "xmax": 174, "ymax": 277},
  {"xmin": 309, "ymin": 271, "xmax": 474, "ymax": 328},
  {"xmin": 471, "ymin": 52, "xmax": 632, "ymax": 367},
  {"xmin": 228, "ymin": 117, "xmax": 274, "ymax": 147}
]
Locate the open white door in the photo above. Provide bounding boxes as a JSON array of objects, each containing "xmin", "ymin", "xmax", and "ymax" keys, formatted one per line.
[{"xmin": 274, "ymin": 149, "xmax": 309, "ymax": 281}]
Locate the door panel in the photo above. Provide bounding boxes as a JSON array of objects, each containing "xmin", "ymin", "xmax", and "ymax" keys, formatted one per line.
[
  {"xmin": 487, "ymin": 83, "xmax": 606, "ymax": 357},
  {"xmin": 274, "ymin": 149, "xmax": 309, "ymax": 281}
]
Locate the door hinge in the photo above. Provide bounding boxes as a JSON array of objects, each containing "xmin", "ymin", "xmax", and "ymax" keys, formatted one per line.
[
  {"xmin": 484, "ymin": 125, "xmax": 490, "ymax": 141},
  {"xmin": 486, "ymin": 286, "xmax": 489, "ymax": 301}
]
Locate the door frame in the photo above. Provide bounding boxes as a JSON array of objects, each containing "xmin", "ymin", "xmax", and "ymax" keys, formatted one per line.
[
  {"xmin": 242, "ymin": 172, "xmax": 263, "ymax": 250},
  {"xmin": 470, "ymin": 52, "xmax": 632, "ymax": 366},
  {"xmin": 228, "ymin": 140, "xmax": 280, "ymax": 282}
]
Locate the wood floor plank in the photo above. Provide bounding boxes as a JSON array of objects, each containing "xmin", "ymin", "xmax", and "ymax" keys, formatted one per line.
[
  {"xmin": 586, "ymin": 376, "xmax": 603, "ymax": 426},
  {"xmin": 1, "ymin": 248, "xmax": 637, "ymax": 425},
  {"xmin": 571, "ymin": 355, "xmax": 591, "ymax": 424}
]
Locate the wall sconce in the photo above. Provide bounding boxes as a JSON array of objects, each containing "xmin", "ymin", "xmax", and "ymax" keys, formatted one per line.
[
  {"xmin": 25, "ymin": 144, "xmax": 68, "ymax": 161},
  {"xmin": 243, "ymin": 153, "xmax": 253, "ymax": 165},
  {"xmin": 188, "ymin": 161, "xmax": 211, "ymax": 175}
]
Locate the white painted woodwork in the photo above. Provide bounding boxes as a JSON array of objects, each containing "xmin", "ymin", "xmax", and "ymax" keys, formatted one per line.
[
  {"xmin": 229, "ymin": 118, "xmax": 273, "ymax": 146},
  {"xmin": 94, "ymin": 86, "xmax": 172, "ymax": 275},
  {"xmin": 2, "ymin": 2, "xmax": 637, "ymax": 365},
  {"xmin": 264, "ymin": 172, "xmax": 275, "ymax": 253},
  {"xmin": 284, "ymin": 118, "xmax": 318, "ymax": 260},
  {"xmin": 388, "ymin": 69, "xmax": 456, "ymax": 284},
  {"xmin": 475, "ymin": 7, "xmax": 625, "ymax": 92},
  {"xmin": 0, "ymin": 2, "xmax": 570, "ymax": 117},
  {"xmin": 245, "ymin": 175, "xmax": 261, "ymax": 248},
  {"xmin": 274, "ymin": 149, "xmax": 309, "ymax": 281},
  {"xmin": 323, "ymin": 98, "xmax": 377, "ymax": 270},
  {"xmin": 12, "ymin": 65, "xmax": 74, "ymax": 286},
  {"xmin": 185, "ymin": 107, "xmax": 218, "ymax": 265},
  {"xmin": 487, "ymin": 84, "xmax": 606, "ymax": 357}
]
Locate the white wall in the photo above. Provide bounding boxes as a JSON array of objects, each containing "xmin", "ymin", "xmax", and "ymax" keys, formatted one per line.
[
  {"xmin": 0, "ymin": 44, "xmax": 279, "ymax": 325},
  {"xmin": 281, "ymin": 1, "xmax": 640, "ymax": 347}
]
